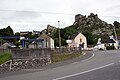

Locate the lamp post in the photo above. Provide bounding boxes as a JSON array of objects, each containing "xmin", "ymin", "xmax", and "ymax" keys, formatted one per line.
[{"xmin": 58, "ymin": 21, "xmax": 61, "ymax": 48}]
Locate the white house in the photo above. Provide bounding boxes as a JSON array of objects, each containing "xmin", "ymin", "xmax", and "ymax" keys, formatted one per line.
[
  {"xmin": 112, "ymin": 36, "xmax": 120, "ymax": 49},
  {"xmin": 94, "ymin": 37, "xmax": 117, "ymax": 50},
  {"xmin": 67, "ymin": 32, "xmax": 87, "ymax": 49},
  {"xmin": 39, "ymin": 33, "xmax": 54, "ymax": 48}
]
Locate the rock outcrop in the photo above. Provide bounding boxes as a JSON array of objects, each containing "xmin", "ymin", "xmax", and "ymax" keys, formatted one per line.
[
  {"xmin": 41, "ymin": 25, "xmax": 57, "ymax": 35},
  {"xmin": 73, "ymin": 13, "xmax": 113, "ymax": 36}
]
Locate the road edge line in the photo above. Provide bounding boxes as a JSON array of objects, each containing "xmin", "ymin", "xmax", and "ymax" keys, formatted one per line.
[
  {"xmin": 81, "ymin": 52, "xmax": 95, "ymax": 62},
  {"xmin": 53, "ymin": 63, "xmax": 114, "ymax": 80}
]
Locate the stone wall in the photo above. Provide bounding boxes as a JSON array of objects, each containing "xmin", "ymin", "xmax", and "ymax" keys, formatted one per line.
[{"xmin": 0, "ymin": 57, "xmax": 51, "ymax": 73}]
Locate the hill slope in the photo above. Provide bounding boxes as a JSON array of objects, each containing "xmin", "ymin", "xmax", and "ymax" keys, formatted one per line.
[{"xmin": 44, "ymin": 13, "xmax": 120, "ymax": 46}]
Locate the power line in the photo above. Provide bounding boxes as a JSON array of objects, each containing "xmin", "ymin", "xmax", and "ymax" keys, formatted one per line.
[
  {"xmin": 0, "ymin": 9, "xmax": 120, "ymax": 18},
  {"xmin": 0, "ymin": 9, "xmax": 75, "ymax": 15}
]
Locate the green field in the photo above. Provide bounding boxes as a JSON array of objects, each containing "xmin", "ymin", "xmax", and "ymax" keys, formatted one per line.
[{"xmin": 0, "ymin": 52, "xmax": 12, "ymax": 64}]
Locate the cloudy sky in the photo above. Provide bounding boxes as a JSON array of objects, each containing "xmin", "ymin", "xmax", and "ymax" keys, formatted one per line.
[{"xmin": 0, "ymin": 0, "xmax": 120, "ymax": 33}]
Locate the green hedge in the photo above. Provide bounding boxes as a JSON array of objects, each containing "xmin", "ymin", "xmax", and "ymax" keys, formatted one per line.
[{"xmin": 0, "ymin": 52, "xmax": 12, "ymax": 64}]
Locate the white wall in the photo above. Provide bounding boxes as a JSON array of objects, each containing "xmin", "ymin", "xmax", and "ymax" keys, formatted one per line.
[
  {"xmin": 94, "ymin": 44, "xmax": 105, "ymax": 50},
  {"xmin": 74, "ymin": 33, "xmax": 87, "ymax": 49},
  {"xmin": 50, "ymin": 38, "xmax": 54, "ymax": 48},
  {"xmin": 68, "ymin": 33, "xmax": 87, "ymax": 49}
]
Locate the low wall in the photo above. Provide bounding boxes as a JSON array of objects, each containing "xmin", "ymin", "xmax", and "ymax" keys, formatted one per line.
[
  {"xmin": 0, "ymin": 48, "xmax": 81, "ymax": 73},
  {"xmin": 11, "ymin": 48, "xmax": 51, "ymax": 59}
]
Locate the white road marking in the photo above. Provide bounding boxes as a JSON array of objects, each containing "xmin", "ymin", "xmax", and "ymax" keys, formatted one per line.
[
  {"xmin": 71, "ymin": 52, "xmax": 95, "ymax": 65},
  {"xmin": 82, "ymin": 52, "xmax": 86, "ymax": 55},
  {"xmin": 53, "ymin": 63, "xmax": 114, "ymax": 80},
  {"xmin": 119, "ymin": 60, "xmax": 120, "ymax": 62},
  {"xmin": 81, "ymin": 52, "xmax": 95, "ymax": 62}
]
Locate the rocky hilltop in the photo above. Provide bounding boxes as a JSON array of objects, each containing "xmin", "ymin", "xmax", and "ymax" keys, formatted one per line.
[
  {"xmin": 73, "ymin": 13, "xmax": 113, "ymax": 36},
  {"xmin": 41, "ymin": 13, "xmax": 120, "ymax": 46},
  {"xmin": 41, "ymin": 25, "xmax": 57, "ymax": 35}
]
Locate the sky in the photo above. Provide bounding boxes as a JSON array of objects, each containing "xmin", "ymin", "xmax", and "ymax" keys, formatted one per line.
[{"xmin": 0, "ymin": 0, "xmax": 120, "ymax": 33}]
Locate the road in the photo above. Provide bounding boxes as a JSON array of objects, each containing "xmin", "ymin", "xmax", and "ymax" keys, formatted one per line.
[{"xmin": 0, "ymin": 50, "xmax": 120, "ymax": 80}]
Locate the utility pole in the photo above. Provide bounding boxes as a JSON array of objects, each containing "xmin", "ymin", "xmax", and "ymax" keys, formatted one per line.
[
  {"xmin": 114, "ymin": 26, "xmax": 118, "ymax": 41},
  {"xmin": 58, "ymin": 21, "xmax": 61, "ymax": 48},
  {"xmin": 113, "ymin": 26, "xmax": 118, "ymax": 49}
]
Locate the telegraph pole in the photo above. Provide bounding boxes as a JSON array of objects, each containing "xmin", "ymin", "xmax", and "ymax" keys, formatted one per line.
[
  {"xmin": 113, "ymin": 26, "xmax": 118, "ymax": 41},
  {"xmin": 113, "ymin": 26, "xmax": 118, "ymax": 49},
  {"xmin": 58, "ymin": 21, "xmax": 61, "ymax": 48}
]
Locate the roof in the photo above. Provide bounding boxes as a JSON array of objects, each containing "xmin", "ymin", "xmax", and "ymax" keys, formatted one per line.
[
  {"xmin": 23, "ymin": 38, "xmax": 44, "ymax": 42},
  {"xmin": 70, "ymin": 32, "xmax": 83, "ymax": 39},
  {"xmin": 113, "ymin": 36, "xmax": 120, "ymax": 40},
  {"xmin": 101, "ymin": 39, "xmax": 116, "ymax": 43},
  {"xmin": 0, "ymin": 36, "xmax": 20, "ymax": 39}
]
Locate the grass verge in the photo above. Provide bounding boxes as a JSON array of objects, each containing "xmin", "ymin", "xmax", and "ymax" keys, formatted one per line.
[
  {"xmin": 51, "ymin": 52, "xmax": 82, "ymax": 63},
  {"xmin": 0, "ymin": 52, "xmax": 12, "ymax": 65}
]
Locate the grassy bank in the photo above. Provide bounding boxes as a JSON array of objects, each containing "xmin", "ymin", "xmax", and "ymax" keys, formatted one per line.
[
  {"xmin": 51, "ymin": 52, "xmax": 82, "ymax": 63},
  {"xmin": 0, "ymin": 52, "xmax": 12, "ymax": 65}
]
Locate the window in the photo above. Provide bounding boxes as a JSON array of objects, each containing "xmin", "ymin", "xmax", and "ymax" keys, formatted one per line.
[{"xmin": 80, "ymin": 38, "xmax": 82, "ymax": 42}]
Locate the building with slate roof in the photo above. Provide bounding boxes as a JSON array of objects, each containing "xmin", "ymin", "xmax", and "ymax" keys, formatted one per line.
[{"xmin": 94, "ymin": 37, "xmax": 118, "ymax": 50}]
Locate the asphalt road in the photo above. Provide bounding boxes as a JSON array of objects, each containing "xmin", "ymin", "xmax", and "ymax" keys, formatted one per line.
[{"xmin": 0, "ymin": 50, "xmax": 120, "ymax": 80}]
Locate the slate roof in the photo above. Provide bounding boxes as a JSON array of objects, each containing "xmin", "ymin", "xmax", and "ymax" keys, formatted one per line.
[
  {"xmin": 70, "ymin": 32, "xmax": 83, "ymax": 39},
  {"xmin": 113, "ymin": 36, "xmax": 120, "ymax": 40},
  {"xmin": 101, "ymin": 39, "xmax": 116, "ymax": 43},
  {"xmin": 70, "ymin": 33, "xmax": 79, "ymax": 39}
]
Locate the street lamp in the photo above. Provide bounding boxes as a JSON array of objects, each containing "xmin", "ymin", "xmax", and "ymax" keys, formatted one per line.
[{"xmin": 58, "ymin": 21, "xmax": 61, "ymax": 48}]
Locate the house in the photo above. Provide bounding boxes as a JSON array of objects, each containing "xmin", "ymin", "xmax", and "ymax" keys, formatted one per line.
[
  {"xmin": 94, "ymin": 37, "xmax": 117, "ymax": 50},
  {"xmin": 20, "ymin": 31, "xmax": 32, "ymax": 36},
  {"xmin": 0, "ymin": 42, "xmax": 11, "ymax": 49},
  {"xmin": 112, "ymin": 36, "xmax": 120, "ymax": 48},
  {"xmin": 67, "ymin": 32, "xmax": 87, "ymax": 49},
  {"xmin": 21, "ymin": 38, "xmax": 44, "ymax": 48},
  {"xmin": 33, "ymin": 30, "xmax": 41, "ymax": 35},
  {"xmin": 39, "ymin": 33, "xmax": 54, "ymax": 48}
]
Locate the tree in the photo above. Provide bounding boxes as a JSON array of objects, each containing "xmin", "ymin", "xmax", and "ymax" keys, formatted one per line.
[
  {"xmin": 113, "ymin": 21, "xmax": 120, "ymax": 29},
  {"xmin": 0, "ymin": 26, "xmax": 14, "ymax": 36},
  {"xmin": 5, "ymin": 26, "xmax": 14, "ymax": 36},
  {"xmin": 15, "ymin": 32, "xmax": 20, "ymax": 36}
]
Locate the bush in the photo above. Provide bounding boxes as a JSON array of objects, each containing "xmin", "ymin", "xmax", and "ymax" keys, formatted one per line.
[
  {"xmin": 0, "ymin": 52, "xmax": 12, "ymax": 64},
  {"xmin": 106, "ymin": 45, "xmax": 115, "ymax": 50}
]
